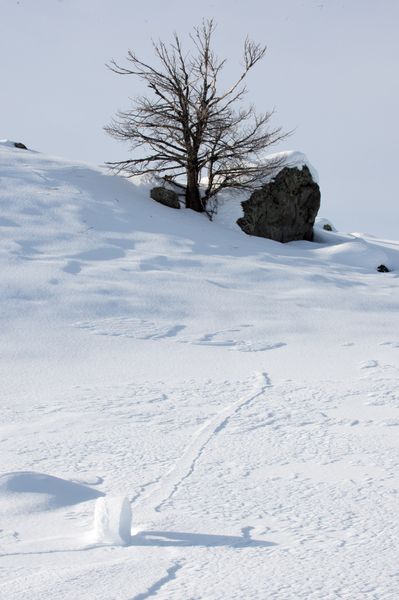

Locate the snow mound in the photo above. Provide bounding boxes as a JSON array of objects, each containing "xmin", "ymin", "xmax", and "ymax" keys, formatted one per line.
[
  {"xmin": 313, "ymin": 237, "xmax": 391, "ymax": 271},
  {"xmin": 0, "ymin": 138, "xmax": 29, "ymax": 150},
  {"xmin": 315, "ymin": 217, "xmax": 337, "ymax": 232},
  {"xmin": 0, "ymin": 471, "xmax": 104, "ymax": 514},
  {"xmin": 0, "ymin": 142, "xmax": 396, "ymax": 283},
  {"xmin": 0, "ymin": 138, "xmax": 19, "ymax": 148}
]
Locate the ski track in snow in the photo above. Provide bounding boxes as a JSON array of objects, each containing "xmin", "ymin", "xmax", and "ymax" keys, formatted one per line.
[{"xmin": 133, "ymin": 372, "xmax": 271, "ymax": 520}]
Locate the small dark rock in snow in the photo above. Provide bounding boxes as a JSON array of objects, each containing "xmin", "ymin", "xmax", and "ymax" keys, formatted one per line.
[
  {"xmin": 377, "ymin": 264, "xmax": 390, "ymax": 273},
  {"xmin": 323, "ymin": 223, "xmax": 333, "ymax": 231},
  {"xmin": 150, "ymin": 187, "xmax": 180, "ymax": 209},
  {"xmin": 14, "ymin": 142, "xmax": 28, "ymax": 150},
  {"xmin": 237, "ymin": 165, "xmax": 321, "ymax": 243}
]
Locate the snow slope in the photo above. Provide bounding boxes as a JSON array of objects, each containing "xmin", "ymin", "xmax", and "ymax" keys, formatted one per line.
[{"xmin": 0, "ymin": 141, "xmax": 398, "ymax": 599}]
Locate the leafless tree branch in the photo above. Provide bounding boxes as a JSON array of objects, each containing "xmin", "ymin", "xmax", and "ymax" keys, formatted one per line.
[{"xmin": 106, "ymin": 19, "xmax": 287, "ymax": 214}]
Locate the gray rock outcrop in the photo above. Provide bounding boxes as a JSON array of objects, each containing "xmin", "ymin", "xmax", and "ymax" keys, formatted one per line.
[
  {"xmin": 150, "ymin": 187, "xmax": 180, "ymax": 209},
  {"xmin": 237, "ymin": 166, "xmax": 320, "ymax": 243}
]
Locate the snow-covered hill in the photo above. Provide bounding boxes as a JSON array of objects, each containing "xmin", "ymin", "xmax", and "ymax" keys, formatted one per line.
[{"xmin": 1, "ymin": 140, "xmax": 398, "ymax": 599}]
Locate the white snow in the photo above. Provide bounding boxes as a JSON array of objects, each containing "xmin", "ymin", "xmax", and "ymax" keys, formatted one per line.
[
  {"xmin": 92, "ymin": 496, "xmax": 132, "ymax": 546},
  {"xmin": 263, "ymin": 149, "xmax": 319, "ymax": 183},
  {"xmin": 0, "ymin": 142, "xmax": 398, "ymax": 599},
  {"xmin": 0, "ymin": 139, "xmax": 19, "ymax": 148},
  {"xmin": 0, "ymin": 139, "xmax": 30, "ymax": 150}
]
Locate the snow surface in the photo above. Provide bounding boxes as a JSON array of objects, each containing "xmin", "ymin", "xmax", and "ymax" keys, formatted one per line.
[
  {"xmin": 0, "ymin": 139, "xmax": 19, "ymax": 148},
  {"xmin": 0, "ymin": 142, "xmax": 398, "ymax": 599},
  {"xmin": 263, "ymin": 150, "xmax": 319, "ymax": 183}
]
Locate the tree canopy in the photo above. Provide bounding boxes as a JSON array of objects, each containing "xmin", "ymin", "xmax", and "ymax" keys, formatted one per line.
[{"xmin": 106, "ymin": 20, "xmax": 286, "ymax": 216}]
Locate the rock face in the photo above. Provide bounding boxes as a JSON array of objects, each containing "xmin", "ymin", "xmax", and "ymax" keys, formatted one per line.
[
  {"xmin": 14, "ymin": 142, "xmax": 28, "ymax": 150},
  {"xmin": 237, "ymin": 166, "xmax": 320, "ymax": 243},
  {"xmin": 377, "ymin": 264, "xmax": 390, "ymax": 273},
  {"xmin": 150, "ymin": 187, "xmax": 180, "ymax": 209}
]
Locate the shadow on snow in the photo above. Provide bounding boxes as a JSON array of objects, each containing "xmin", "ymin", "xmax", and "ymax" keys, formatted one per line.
[{"xmin": 131, "ymin": 529, "xmax": 277, "ymax": 548}]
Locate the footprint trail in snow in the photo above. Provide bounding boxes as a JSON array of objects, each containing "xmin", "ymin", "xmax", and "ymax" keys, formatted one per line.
[{"xmin": 132, "ymin": 372, "xmax": 271, "ymax": 523}]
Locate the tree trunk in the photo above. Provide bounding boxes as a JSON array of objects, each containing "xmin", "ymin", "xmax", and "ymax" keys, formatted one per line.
[{"xmin": 185, "ymin": 166, "xmax": 203, "ymax": 212}]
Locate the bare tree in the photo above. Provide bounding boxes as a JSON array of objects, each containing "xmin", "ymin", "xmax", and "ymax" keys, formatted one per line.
[{"xmin": 105, "ymin": 20, "xmax": 287, "ymax": 216}]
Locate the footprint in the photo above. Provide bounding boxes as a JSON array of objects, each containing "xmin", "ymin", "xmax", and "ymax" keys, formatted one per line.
[
  {"xmin": 63, "ymin": 260, "xmax": 82, "ymax": 274},
  {"xmin": 181, "ymin": 330, "xmax": 240, "ymax": 347},
  {"xmin": 360, "ymin": 360, "xmax": 378, "ymax": 369},
  {"xmin": 75, "ymin": 317, "xmax": 185, "ymax": 340},
  {"xmin": 75, "ymin": 319, "xmax": 285, "ymax": 353},
  {"xmin": 0, "ymin": 530, "xmax": 21, "ymax": 543},
  {"xmin": 180, "ymin": 329, "xmax": 285, "ymax": 353},
  {"xmin": 234, "ymin": 341, "xmax": 286, "ymax": 353}
]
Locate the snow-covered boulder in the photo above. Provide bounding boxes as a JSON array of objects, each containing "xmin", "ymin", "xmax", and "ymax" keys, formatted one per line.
[
  {"xmin": 0, "ymin": 139, "xmax": 28, "ymax": 150},
  {"xmin": 237, "ymin": 162, "xmax": 321, "ymax": 243},
  {"xmin": 315, "ymin": 217, "xmax": 337, "ymax": 233}
]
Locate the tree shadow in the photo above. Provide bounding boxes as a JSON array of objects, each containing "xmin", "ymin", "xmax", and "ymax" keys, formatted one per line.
[{"xmin": 131, "ymin": 529, "xmax": 277, "ymax": 548}]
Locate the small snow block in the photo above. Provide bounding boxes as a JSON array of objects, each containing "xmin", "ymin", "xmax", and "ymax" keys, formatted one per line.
[
  {"xmin": 93, "ymin": 495, "xmax": 132, "ymax": 545},
  {"xmin": 14, "ymin": 142, "xmax": 28, "ymax": 150},
  {"xmin": 377, "ymin": 264, "xmax": 390, "ymax": 273}
]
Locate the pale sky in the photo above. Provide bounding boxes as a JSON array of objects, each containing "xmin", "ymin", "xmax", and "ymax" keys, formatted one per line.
[{"xmin": 1, "ymin": 0, "xmax": 398, "ymax": 237}]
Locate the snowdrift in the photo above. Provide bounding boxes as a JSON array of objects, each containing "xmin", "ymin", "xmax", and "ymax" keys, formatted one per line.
[{"xmin": 0, "ymin": 140, "xmax": 398, "ymax": 599}]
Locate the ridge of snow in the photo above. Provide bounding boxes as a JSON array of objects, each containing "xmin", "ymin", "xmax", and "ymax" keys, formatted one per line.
[
  {"xmin": 264, "ymin": 149, "xmax": 319, "ymax": 183},
  {"xmin": 0, "ymin": 138, "xmax": 18, "ymax": 147},
  {"xmin": 0, "ymin": 138, "xmax": 35, "ymax": 153}
]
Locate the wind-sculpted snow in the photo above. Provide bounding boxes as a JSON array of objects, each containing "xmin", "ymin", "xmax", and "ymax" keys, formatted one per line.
[
  {"xmin": 74, "ymin": 317, "xmax": 285, "ymax": 352},
  {"xmin": 0, "ymin": 143, "xmax": 398, "ymax": 598},
  {"xmin": 0, "ymin": 472, "xmax": 104, "ymax": 512}
]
